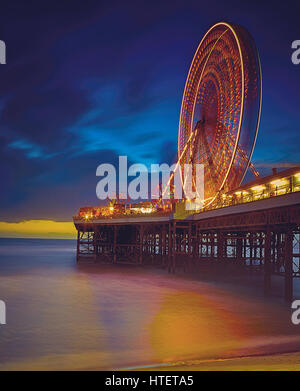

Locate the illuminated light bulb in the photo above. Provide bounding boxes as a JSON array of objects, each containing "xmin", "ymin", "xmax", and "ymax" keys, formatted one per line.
[
  {"xmin": 270, "ymin": 179, "xmax": 287, "ymax": 187},
  {"xmin": 251, "ymin": 185, "xmax": 265, "ymax": 192}
]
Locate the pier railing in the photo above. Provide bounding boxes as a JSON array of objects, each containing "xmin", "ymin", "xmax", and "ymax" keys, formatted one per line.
[{"xmin": 74, "ymin": 168, "xmax": 300, "ymax": 221}]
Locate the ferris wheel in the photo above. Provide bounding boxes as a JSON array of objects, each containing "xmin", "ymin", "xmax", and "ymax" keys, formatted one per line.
[{"xmin": 177, "ymin": 22, "xmax": 262, "ymax": 207}]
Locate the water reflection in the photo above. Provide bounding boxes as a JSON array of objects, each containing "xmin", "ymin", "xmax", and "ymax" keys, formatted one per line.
[{"xmin": 0, "ymin": 238, "xmax": 299, "ymax": 370}]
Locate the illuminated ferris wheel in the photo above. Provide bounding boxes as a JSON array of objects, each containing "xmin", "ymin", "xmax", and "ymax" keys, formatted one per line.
[{"xmin": 178, "ymin": 22, "xmax": 262, "ymax": 207}]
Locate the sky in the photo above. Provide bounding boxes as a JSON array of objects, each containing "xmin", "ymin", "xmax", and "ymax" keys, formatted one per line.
[{"xmin": 0, "ymin": 0, "xmax": 299, "ymax": 235}]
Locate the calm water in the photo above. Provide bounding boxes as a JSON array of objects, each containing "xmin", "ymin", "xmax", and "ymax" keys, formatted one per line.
[{"xmin": 0, "ymin": 237, "xmax": 300, "ymax": 370}]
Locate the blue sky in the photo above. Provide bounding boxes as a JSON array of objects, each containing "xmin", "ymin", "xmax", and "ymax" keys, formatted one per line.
[{"xmin": 0, "ymin": 0, "xmax": 299, "ymax": 221}]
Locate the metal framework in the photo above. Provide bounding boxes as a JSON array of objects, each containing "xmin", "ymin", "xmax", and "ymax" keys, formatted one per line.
[{"xmin": 75, "ymin": 201, "xmax": 300, "ymax": 301}]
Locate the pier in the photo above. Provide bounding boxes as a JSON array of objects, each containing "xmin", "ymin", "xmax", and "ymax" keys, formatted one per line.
[{"xmin": 74, "ymin": 167, "xmax": 300, "ymax": 302}]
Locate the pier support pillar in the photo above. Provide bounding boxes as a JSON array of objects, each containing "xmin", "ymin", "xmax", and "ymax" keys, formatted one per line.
[
  {"xmin": 217, "ymin": 231, "xmax": 224, "ymax": 264},
  {"xmin": 236, "ymin": 234, "xmax": 243, "ymax": 265},
  {"xmin": 162, "ymin": 225, "xmax": 166, "ymax": 267},
  {"xmin": 113, "ymin": 225, "xmax": 117, "ymax": 264},
  {"xmin": 264, "ymin": 230, "xmax": 272, "ymax": 295},
  {"xmin": 187, "ymin": 222, "xmax": 192, "ymax": 272},
  {"xmin": 139, "ymin": 225, "xmax": 144, "ymax": 265},
  {"xmin": 167, "ymin": 223, "xmax": 171, "ymax": 272},
  {"xmin": 172, "ymin": 222, "xmax": 176, "ymax": 273},
  {"xmin": 93, "ymin": 230, "xmax": 97, "ymax": 262},
  {"xmin": 249, "ymin": 232, "xmax": 253, "ymax": 270},
  {"xmin": 76, "ymin": 230, "xmax": 80, "ymax": 262},
  {"xmin": 284, "ymin": 229, "xmax": 293, "ymax": 303}
]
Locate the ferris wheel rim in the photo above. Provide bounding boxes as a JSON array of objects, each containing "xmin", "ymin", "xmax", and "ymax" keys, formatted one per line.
[
  {"xmin": 238, "ymin": 43, "xmax": 262, "ymax": 187},
  {"xmin": 178, "ymin": 21, "xmax": 261, "ymax": 207}
]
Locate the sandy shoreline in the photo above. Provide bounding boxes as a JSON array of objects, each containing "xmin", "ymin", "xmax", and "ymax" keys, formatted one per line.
[
  {"xmin": 152, "ymin": 352, "xmax": 300, "ymax": 371},
  {"xmin": 127, "ymin": 351, "xmax": 300, "ymax": 371}
]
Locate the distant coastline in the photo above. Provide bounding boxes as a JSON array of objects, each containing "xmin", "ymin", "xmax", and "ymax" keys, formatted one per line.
[{"xmin": 0, "ymin": 219, "xmax": 77, "ymax": 239}]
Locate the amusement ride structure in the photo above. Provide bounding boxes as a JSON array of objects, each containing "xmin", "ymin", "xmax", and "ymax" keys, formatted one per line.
[
  {"xmin": 74, "ymin": 22, "xmax": 300, "ymax": 302},
  {"xmin": 177, "ymin": 22, "xmax": 261, "ymax": 207}
]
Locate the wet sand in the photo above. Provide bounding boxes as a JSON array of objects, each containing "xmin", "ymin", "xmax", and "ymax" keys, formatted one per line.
[{"xmin": 138, "ymin": 352, "xmax": 300, "ymax": 371}]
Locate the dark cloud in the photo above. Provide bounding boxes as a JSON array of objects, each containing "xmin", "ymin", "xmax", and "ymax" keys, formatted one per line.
[
  {"xmin": 0, "ymin": 147, "xmax": 123, "ymax": 221},
  {"xmin": 2, "ymin": 86, "xmax": 91, "ymax": 148}
]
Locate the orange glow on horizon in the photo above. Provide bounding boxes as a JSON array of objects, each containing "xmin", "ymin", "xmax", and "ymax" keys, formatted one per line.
[{"xmin": 0, "ymin": 219, "xmax": 77, "ymax": 239}]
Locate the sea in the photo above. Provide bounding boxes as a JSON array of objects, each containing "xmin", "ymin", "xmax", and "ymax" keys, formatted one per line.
[{"xmin": 0, "ymin": 237, "xmax": 300, "ymax": 370}]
